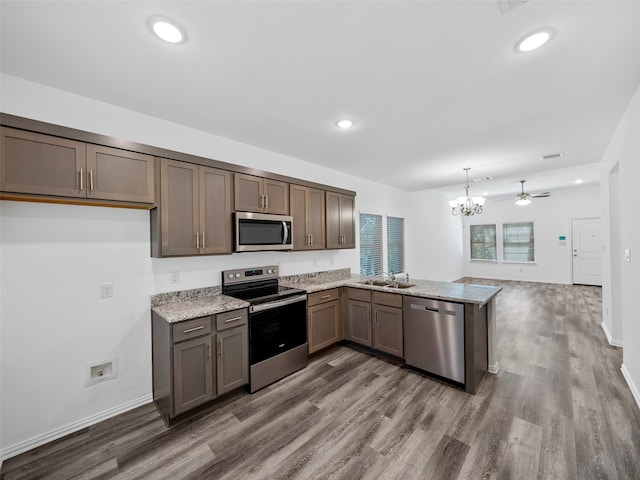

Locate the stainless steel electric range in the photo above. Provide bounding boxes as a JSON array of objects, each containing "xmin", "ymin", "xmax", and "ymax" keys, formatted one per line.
[{"xmin": 222, "ymin": 266, "xmax": 308, "ymax": 392}]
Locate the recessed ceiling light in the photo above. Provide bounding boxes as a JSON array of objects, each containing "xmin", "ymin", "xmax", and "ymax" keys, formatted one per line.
[
  {"xmin": 335, "ymin": 119, "xmax": 355, "ymax": 129},
  {"xmin": 515, "ymin": 28, "xmax": 555, "ymax": 53},
  {"xmin": 149, "ymin": 16, "xmax": 185, "ymax": 44},
  {"xmin": 575, "ymin": 179, "xmax": 583, "ymax": 184}
]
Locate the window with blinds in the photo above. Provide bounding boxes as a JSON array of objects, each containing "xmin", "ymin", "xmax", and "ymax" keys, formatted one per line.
[
  {"xmin": 387, "ymin": 216, "xmax": 405, "ymax": 274},
  {"xmin": 503, "ymin": 222, "xmax": 535, "ymax": 262},
  {"xmin": 470, "ymin": 224, "xmax": 497, "ymax": 261},
  {"xmin": 359, "ymin": 213, "xmax": 382, "ymax": 275}
]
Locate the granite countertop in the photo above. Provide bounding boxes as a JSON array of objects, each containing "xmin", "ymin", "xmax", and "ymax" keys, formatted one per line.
[
  {"xmin": 280, "ymin": 274, "xmax": 502, "ymax": 306},
  {"xmin": 151, "ymin": 287, "xmax": 249, "ymax": 323},
  {"xmin": 151, "ymin": 269, "xmax": 502, "ymax": 324}
]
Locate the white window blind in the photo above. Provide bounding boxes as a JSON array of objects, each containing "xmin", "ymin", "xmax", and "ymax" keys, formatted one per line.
[
  {"xmin": 387, "ymin": 216, "xmax": 405, "ymax": 274},
  {"xmin": 503, "ymin": 222, "xmax": 535, "ymax": 262},
  {"xmin": 470, "ymin": 224, "xmax": 497, "ymax": 261},
  {"xmin": 359, "ymin": 213, "xmax": 382, "ymax": 275}
]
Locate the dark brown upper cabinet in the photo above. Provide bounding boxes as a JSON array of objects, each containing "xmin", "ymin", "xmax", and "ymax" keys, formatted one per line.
[
  {"xmin": 290, "ymin": 184, "xmax": 325, "ymax": 250},
  {"xmin": 152, "ymin": 158, "xmax": 232, "ymax": 257},
  {"xmin": 326, "ymin": 192, "xmax": 355, "ymax": 249},
  {"xmin": 234, "ymin": 173, "xmax": 289, "ymax": 215},
  {"xmin": 0, "ymin": 127, "xmax": 155, "ymax": 205}
]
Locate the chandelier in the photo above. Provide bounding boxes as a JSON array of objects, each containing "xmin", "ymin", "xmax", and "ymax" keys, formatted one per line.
[{"xmin": 448, "ymin": 168, "xmax": 486, "ymax": 216}]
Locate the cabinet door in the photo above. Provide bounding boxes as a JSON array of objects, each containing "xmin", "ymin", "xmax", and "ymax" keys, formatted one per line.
[
  {"xmin": 308, "ymin": 188, "xmax": 326, "ymax": 249},
  {"xmin": 86, "ymin": 144, "xmax": 154, "ymax": 203},
  {"xmin": 200, "ymin": 166, "xmax": 232, "ymax": 254},
  {"xmin": 308, "ymin": 300, "xmax": 340, "ymax": 354},
  {"xmin": 325, "ymin": 191, "xmax": 342, "ymax": 249},
  {"xmin": 290, "ymin": 184, "xmax": 310, "ymax": 250},
  {"xmin": 346, "ymin": 299, "xmax": 372, "ymax": 347},
  {"xmin": 264, "ymin": 178, "xmax": 289, "ymax": 215},
  {"xmin": 217, "ymin": 326, "xmax": 249, "ymax": 395},
  {"xmin": 234, "ymin": 173, "xmax": 263, "ymax": 212},
  {"xmin": 373, "ymin": 305, "xmax": 404, "ymax": 358},
  {"xmin": 340, "ymin": 194, "xmax": 356, "ymax": 249},
  {"xmin": 1, "ymin": 127, "xmax": 85, "ymax": 198},
  {"xmin": 173, "ymin": 336, "xmax": 214, "ymax": 416},
  {"xmin": 160, "ymin": 159, "xmax": 199, "ymax": 256}
]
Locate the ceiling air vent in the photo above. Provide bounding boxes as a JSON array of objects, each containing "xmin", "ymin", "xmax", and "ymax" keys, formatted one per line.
[
  {"xmin": 498, "ymin": 0, "xmax": 532, "ymax": 15},
  {"xmin": 541, "ymin": 152, "xmax": 564, "ymax": 160}
]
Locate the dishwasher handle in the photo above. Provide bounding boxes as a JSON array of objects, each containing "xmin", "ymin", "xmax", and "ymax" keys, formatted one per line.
[
  {"xmin": 410, "ymin": 304, "xmax": 439, "ymax": 313},
  {"xmin": 409, "ymin": 303, "xmax": 459, "ymax": 315}
]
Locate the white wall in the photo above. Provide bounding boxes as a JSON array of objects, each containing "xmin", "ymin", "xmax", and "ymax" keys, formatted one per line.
[
  {"xmin": 600, "ymin": 82, "xmax": 640, "ymax": 406},
  {"xmin": 461, "ymin": 184, "xmax": 601, "ymax": 284},
  {"xmin": 0, "ymin": 75, "xmax": 460, "ymax": 458},
  {"xmin": 406, "ymin": 189, "xmax": 464, "ymax": 282}
]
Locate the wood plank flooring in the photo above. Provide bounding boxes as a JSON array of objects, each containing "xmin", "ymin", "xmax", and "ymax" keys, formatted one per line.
[{"xmin": 2, "ymin": 279, "xmax": 640, "ymax": 479}]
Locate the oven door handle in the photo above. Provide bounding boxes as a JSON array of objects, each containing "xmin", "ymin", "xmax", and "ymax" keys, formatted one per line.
[{"xmin": 250, "ymin": 295, "xmax": 306, "ymax": 313}]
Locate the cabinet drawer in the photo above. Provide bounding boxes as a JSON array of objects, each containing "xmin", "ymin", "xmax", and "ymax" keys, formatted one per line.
[
  {"xmin": 216, "ymin": 309, "xmax": 248, "ymax": 331},
  {"xmin": 346, "ymin": 287, "xmax": 371, "ymax": 302},
  {"xmin": 172, "ymin": 316, "xmax": 212, "ymax": 343},
  {"xmin": 373, "ymin": 291, "xmax": 403, "ymax": 308},
  {"xmin": 308, "ymin": 288, "xmax": 340, "ymax": 307}
]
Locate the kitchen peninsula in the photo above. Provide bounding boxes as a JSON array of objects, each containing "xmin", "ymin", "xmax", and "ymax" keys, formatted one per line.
[{"xmin": 151, "ymin": 268, "xmax": 501, "ymax": 424}]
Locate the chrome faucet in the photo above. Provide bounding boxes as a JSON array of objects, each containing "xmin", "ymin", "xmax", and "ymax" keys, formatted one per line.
[{"xmin": 382, "ymin": 271, "xmax": 396, "ymax": 281}]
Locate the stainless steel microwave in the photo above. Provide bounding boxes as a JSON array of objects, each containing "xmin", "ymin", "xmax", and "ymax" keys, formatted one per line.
[{"xmin": 234, "ymin": 212, "xmax": 293, "ymax": 252}]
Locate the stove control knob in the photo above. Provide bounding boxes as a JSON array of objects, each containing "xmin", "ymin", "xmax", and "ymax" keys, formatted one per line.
[
  {"xmin": 227, "ymin": 273, "xmax": 234, "ymax": 279},
  {"xmin": 267, "ymin": 269, "xmax": 272, "ymax": 274},
  {"xmin": 235, "ymin": 273, "xmax": 241, "ymax": 278}
]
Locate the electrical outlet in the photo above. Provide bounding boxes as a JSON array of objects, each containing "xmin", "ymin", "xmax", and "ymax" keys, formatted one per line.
[
  {"xmin": 85, "ymin": 358, "xmax": 117, "ymax": 386},
  {"xmin": 100, "ymin": 283, "xmax": 113, "ymax": 298},
  {"xmin": 171, "ymin": 271, "xmax": 180, "ymax": 284}
]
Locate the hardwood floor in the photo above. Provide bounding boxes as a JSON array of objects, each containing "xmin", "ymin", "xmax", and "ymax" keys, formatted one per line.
[{"xmin": 2, "ymin": 279, "xmax": 639, "ymax": 479}]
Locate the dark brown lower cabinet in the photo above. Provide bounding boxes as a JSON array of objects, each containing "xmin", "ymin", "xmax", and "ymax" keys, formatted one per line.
[
  {"xmin": 216, "ymin": 326, "xmax": 249, "ymax": 395},
  {"xmin": 152, "ymin": 308, "xmax": 249, "ymax": 425},
  {"xmin": 372, "ymin": 291, "xmax": 403, "ymax": 357},
  {"xmin": 173, "ymin": 335, "xmax": 214, "ymax": 416},
  {"xmin": 345, "ymin": 288, "xmax": 404, "ymax": 358},
  {"xmin": 307, "ymin": 289, "xmax": 341, "ymax": 354}
]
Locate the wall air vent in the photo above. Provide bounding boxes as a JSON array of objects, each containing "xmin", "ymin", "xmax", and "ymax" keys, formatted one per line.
[
  {"xmin": 541, "ymin": 152, "xmax": 564, "ymax": 160},
  {"xmin": 498, "ymin": 0, "xmax": 532, "ymax": 15}
]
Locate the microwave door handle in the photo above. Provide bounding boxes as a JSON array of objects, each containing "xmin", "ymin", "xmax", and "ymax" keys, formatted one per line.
[{"xmin": 282, "ymin": 221, "xmax": 289, "ymax": 245}]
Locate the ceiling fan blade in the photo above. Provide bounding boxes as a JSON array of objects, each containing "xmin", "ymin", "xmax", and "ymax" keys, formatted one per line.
[{"xmin": 531, "ymin": 192, "xmax": 551, "ymax": 198}]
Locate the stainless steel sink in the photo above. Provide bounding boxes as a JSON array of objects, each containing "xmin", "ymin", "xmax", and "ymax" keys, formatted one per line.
[
  {"xmin": 387, "ymin": 282, "xmax": 416, "ymax": 289},
  {"xmin": 358, "ymin": 280, "xmax": 394, "ymax": 286},
  {"xmin": 358, "ymin": 280, "xmax": 415, "ymax": 289}
]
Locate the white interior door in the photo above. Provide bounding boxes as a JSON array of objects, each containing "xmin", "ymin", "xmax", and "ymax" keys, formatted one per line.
[{"xmin": 572, "ymin": 218, "xmax": 602, "ymax": 286}]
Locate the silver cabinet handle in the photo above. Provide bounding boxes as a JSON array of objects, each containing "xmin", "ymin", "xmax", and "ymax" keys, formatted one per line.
[
  {"xmin": 183, "ymin": 325, "xmax": 205, "ymax": 334},
  {"xmin": 196, "ymin": 232, "xmax": 200, "ymax": 249},
  {"xmin": 89, "ymin": 169, "xmax": 94, "ymax": 191},
  {"xmin": 79, "ymin": 168, "xmax": 84, "ymax": 191},
  {"xmin": 201, "ymin": 232, "xmax": 205, "ymax": 249},
  {"xmin": 224, "ymin": 316, "xmax": 243, "ymax": 323},
  {"xmin": 310, "ymin": 233, "xmax": 313, "ymax": 245},
  {"xmin": 265, "ymin": 194, "xmax": 269, "ymax": 209},
  {"xmin": 321, "ymin": 295, "xmax": 331, "ymax": 299},
  {"xmin": 208, "ymin": 343, "xmax": 211, "ymax": 360},
  {"xmin": 219, "ymin": 339, "xmax": 223, "ymax": 358}
]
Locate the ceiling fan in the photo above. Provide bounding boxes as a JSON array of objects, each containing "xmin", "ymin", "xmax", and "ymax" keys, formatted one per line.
[{"xmin": 515, "ymin": 180, "xmax": 551, "ymax": 206}]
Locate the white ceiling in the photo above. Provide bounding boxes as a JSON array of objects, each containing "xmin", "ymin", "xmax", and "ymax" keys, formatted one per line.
[{"xmin": 2, "ymin": 1, "xmax": 639, "ymax": 194}]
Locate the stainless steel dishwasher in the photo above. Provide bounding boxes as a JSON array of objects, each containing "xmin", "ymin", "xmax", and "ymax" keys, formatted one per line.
[{"xmin": 403, "ymin": 296, "xmax": 465, "ymax": 384}]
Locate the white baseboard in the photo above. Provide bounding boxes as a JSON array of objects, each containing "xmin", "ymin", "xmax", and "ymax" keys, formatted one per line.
[
  {"xmin": 621, "ymin": 363, "xmax": 640, "ymax": 412},
  {"xmin": 601, "ymin": 321, "xmax": 623, "ymax": 347},
  {"xmin": 488, "ymin": 361, "xmax": 500, "ymax": 374},
  {"xmin": 1, "ymin": 393, "xmax": 153, "ymax": 461}
]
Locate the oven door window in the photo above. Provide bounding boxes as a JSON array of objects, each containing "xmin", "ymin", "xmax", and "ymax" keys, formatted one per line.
[{"xmin": 250, "ymin": 300, "xmax": 307, "ymax": 364}]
